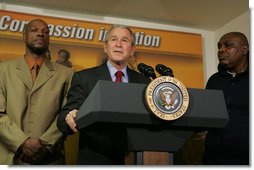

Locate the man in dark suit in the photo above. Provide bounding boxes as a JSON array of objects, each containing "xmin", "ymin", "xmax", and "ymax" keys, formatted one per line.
[{"xmin": 57, "ymin": 24, "xmax": 151, "ymax": 165}]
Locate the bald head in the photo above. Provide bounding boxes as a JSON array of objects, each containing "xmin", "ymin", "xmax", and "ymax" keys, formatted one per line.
[
  {"xmin": 23, "ymin": 19, "xmax": 50, "ymax": 56},
  {"xmin": 218, "ymin": 32, "xmax": 249, "ymax": 73},
  {"xmin": 221, "ymin": 32, "xmax": 249, "ymax": 47},
  {"xmin": 24, "ymin": 19, "xmax": 49, "ymax": 34}
]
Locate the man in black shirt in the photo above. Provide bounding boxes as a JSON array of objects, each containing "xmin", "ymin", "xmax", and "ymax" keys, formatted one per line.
[{"xmin": 203, "ymin": 32, "xmax": 249, "ymax": 165}]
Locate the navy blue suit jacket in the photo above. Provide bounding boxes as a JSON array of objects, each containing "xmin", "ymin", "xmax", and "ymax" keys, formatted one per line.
[{"xmin": 57, "ymin": 61, "xmax": 151, "ymax": 164}]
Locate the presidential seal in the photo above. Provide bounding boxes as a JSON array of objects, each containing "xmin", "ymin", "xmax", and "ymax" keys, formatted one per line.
[{"xmin": 146, "ymin": 76, "xmax": 189, "ymax": 121}]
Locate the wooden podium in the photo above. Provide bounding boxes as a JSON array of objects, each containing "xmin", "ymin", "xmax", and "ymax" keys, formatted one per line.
[{"xmin": 75, "ymin": 80, "xmax": 228, "ymax": 165}]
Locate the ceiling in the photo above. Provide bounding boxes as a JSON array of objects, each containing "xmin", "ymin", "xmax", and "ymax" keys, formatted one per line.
[{"xmin": 1, "ymin": 0, "xmax": 249, "ymax": 30}]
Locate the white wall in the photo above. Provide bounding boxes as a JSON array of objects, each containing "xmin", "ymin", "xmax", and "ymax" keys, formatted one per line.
[
  {"xmin": 204, "ymin": 11, "xmax": 250, "ymax": 82},
  {"xmin": 0, "ymin": 3, "xmax": 249, "ymax": 85},
  {"xmin": 216, "ymin": 11, "xmax": 250, "ymax": 44}
]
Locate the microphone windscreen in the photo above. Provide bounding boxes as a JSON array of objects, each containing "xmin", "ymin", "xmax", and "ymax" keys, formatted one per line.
[
  {"xmin": 155, "ymin": 64, "xmax": 165, "ymax": 74},
  {"xmin": 137, "ymin": 63, "xmax": 147, "ymax": 73},
  {"xmin": 137, "ymin": 63, "xmax": 157, "ymax": 79},
  {"xmin": 155, "ymin": 64, "xmax": 174, "ymax": 77}
]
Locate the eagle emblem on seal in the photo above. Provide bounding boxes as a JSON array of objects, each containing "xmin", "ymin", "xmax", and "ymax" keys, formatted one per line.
[{"xmin": 158, "ymin": 88, "xmax": 178, "ymax": 110}]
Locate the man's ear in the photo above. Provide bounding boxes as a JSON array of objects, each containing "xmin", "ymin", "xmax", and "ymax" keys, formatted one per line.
[
  {"xmin": 103, "ymin": 43, "xmax": 107, "ymax": 53},
  {"xmin": 242, "ymin": 45, "xmax": 249, "ymax": 55},
  {"xmin": 23, "ymin": 32, "xmax": 26, "ymax": 42},
  {"xmin": 131, "ymin": 46, "xmax": 136, "ymax": 56}
]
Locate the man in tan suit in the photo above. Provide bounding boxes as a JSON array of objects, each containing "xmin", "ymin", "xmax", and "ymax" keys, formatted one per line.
[{"xmin": 0, "ymin": 19, "xmax": 73, "ymax": 164}]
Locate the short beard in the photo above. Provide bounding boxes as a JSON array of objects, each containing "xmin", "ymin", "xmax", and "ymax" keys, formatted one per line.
[{"xmin": 27, "ymin": 44, "xmax": 48, "ymax": 56}]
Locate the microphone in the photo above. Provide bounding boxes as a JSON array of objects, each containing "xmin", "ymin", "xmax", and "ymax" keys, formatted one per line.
[
  {"xmin": 155, "ymin": 64, "xmax": 174, "ymax": 77},
  {"xmin": 137, "ymin": 63, "xmax": 157, "ymax": 79}
]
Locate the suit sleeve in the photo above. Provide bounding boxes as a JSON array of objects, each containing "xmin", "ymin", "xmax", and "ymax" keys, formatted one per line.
[
  {"xmin": 57, "ymin": 72, "xmax": 87, "ymax": 135},
  {"xmin": 0, "ymin": 64, "xmax": 29, "ymax": 153},
  {"xmin": 40, "ymin": 68, "xmax": 74, "ymax": 145},
  {"xmin": 205, "ymin": 74, "xmax": 218, "ymax": 89},
  {"xmin": 0, "ymin": 115, "xmax": 29, "ymax": 153}
]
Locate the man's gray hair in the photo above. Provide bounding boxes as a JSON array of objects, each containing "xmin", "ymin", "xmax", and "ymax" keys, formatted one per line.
[{"xmin": 104, "ymin": 24, "xmax": 136, "ymax": 46}]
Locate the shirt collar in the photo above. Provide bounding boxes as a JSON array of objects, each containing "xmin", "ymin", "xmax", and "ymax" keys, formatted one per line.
[
  {"xmin": 106, "ymin": 60, "xmax": 128, "ymax": 82},
  {"xmin": 25, "ymin": 55, "xmax": 46, "ymax": 70}
]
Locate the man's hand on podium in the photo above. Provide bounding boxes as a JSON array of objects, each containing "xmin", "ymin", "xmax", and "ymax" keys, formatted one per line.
[{"xmin": 65, "ymin": 109, "xmax": 78, "ymax": 133}]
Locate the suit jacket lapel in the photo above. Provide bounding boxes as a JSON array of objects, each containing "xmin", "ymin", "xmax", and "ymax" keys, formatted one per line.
[
  {"xmin": 32, "ymin": 59, "xmax": 54, "ymax": 93},
  {"xmin": 127, "ymin": 67, "xmax": 136, "ymax": 83},
  {"xmin": 96, "ymin": 62, "xmax": 112, "ymax": 81},
  {"xmin": 16, "ymin": 58, "xmax": 33, "ymax": 90}
]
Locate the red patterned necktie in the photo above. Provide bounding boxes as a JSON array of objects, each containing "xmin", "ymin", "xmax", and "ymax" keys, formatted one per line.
[{"xmin": 115, "ymin": 71, "xmax": 123, "ymax": 83}]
